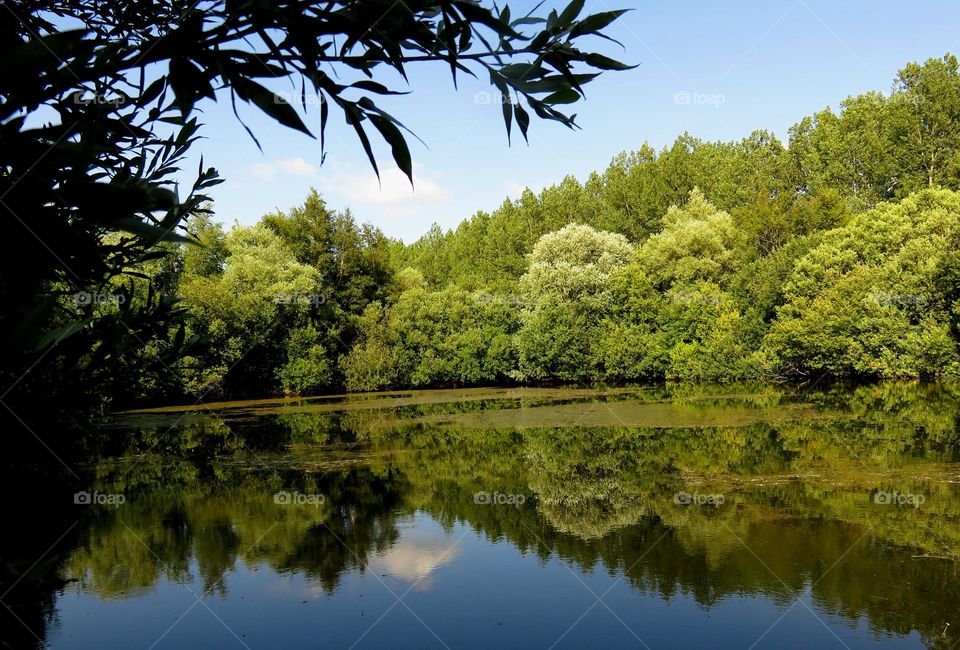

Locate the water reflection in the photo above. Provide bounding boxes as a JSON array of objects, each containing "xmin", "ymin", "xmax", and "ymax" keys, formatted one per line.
[
  {"xmin": 371, "ymin": 521, "xmax": 463, "ymax": 585},
  {"xmin": 2, "ymin": 382, "xmax": 960, "ymax": 648}
]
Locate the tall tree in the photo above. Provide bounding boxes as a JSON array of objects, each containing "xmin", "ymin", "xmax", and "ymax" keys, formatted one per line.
[{"xmin": 891, "ymin": 53, "xmax": 960, "ymax": 192}]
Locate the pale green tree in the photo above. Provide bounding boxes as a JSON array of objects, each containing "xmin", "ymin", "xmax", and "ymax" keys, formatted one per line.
[
  {"xmin": 180, "ymin": 224, "xmax": 324, "ymax": 394},
  {"xmin": 515, "ymin": 223, "xmax": 633, "ymax": 380},
  {"xmin": 519, "ymin": 223, "xmax": 633, "ymax": 304},
  {"xmin": 635, "ymin": 188, "xmax": 741, "ymax": 290}
]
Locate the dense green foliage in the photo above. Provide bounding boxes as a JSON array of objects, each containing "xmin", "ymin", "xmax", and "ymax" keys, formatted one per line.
[
  {"xmin": 120, "ymin": 52, "xmax": 960, "ymax": 397},
  {"xmin": 10, "ymin": 42, "xmax": 960, "ymax": 408},
  {"xmin": 341, "ymin": 54, "xmax": 960, "ymax": 389}
]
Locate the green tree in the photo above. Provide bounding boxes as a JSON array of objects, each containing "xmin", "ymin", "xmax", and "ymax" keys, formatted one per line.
[
  {"xmin": 764, "ymin": 189, "xmax": 960, "ymax": 377},
  {"xmin": 635, "ymin": 188, "xmax": 741, "ymax": 290},
  {"xmin": 179, "ymin": 224, "xmax": 323, "ymax": 395},
  {"xmin": 596, "ymin": 190, "xmax": 762, "ymax": 380},
  {"xmin": 891, "ymin": 53, "xmax": 960, "ymax": 192},
  {"xmin": 277, "ymin": 324, "xmax": 334, "ymax": 394},
  {"xmin": 343, "ymin": 285, "xmax": 519, "ymax": 390},
  {"xmin": 515, "ymin": 223, "xmax": 632, "ymax": 381}
]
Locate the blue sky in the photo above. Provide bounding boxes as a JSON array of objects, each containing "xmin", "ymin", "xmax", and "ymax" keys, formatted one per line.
[{"xmin": 181, "ymin": 0, "xmax": 960, "ymax": 241}]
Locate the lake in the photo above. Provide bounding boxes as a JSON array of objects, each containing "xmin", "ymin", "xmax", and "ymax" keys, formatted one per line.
[{"xmin": 4, "ymin": 383, "xmax": 960, "ymax": 648}]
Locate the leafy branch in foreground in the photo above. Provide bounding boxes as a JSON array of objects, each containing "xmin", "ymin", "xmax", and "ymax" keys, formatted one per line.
[{"xmin": 27, "ymin": 0, "xmax": 634, "ymax": 179}]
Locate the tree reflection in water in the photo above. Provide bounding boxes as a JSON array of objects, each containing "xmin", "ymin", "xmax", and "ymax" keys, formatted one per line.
[{"xmin": 2, "ymin": 382, "xmax": 960, "ymax": 648}]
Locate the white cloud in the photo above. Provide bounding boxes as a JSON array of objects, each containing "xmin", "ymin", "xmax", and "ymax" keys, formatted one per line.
[
  {"xmin": 250, "ymin": 157, "xmax": 318, "ymax": 182},
  {"xmin": 336, "ymin": 165, "xmax": 447, "ymax": 207},
  {"xmin": 370, "ymin": 537, "xmax": 462, "ymax": 586}
]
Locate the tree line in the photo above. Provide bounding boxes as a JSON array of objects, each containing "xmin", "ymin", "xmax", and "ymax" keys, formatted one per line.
[
  {"xmin": 15, "ymin": 52, "xmax": 960, "ymax": 407},
  {"xmin": 132, "ymin": 53, "xmax": 960, "ymax": 399}
]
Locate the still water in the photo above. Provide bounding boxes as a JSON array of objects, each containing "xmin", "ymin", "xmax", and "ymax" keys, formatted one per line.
[{"xmin": 5, "ymin": 384, "xmax": 960, "ymax": 648}]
